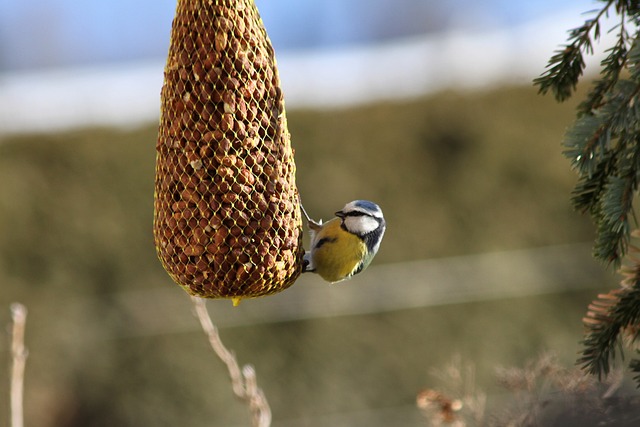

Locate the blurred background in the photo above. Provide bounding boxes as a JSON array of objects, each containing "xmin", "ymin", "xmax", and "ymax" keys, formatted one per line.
[{"xmin": 0, "ymin": 0, "xmax": 633, "ymax": 426}]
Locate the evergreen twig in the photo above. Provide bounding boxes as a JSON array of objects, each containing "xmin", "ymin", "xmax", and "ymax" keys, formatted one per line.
[
  {"xmin": 535, "ymin": 0, "xmax": 640, "ymax": 267},
  {"xmin": 579, "ymin": 230, "xmax": 640, "ymax": 386},
  {"xmin": 536, "ymin": 1, "xmax": 640, "ymax": 387},
  {"xmin": 534, "ymin": 0, "xmax": 616, "ymax": 102}
]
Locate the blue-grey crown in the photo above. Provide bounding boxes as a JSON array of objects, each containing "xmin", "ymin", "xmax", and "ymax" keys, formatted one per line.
[{"xmin": 353, "ymin": 200, "xmax": 382, "ymax": 216}]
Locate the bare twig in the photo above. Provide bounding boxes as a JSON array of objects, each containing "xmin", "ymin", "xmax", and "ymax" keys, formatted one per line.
[
  {"xmin": 190, "ymin": 296, "xmax": 271, "ymax": 427},
  {"xmin": 10, "ymin": 303, "xmax": 28, "ymax": 427}
]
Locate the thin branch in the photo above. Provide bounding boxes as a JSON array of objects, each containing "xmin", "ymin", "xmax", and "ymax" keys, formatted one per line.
[
  {"xmin": 10, "ymin": 303, "xmax": 28, "ymax": 427},
  {"xmin": 190, "ymin": 296, "xmax": 271, "ymax": 427}
]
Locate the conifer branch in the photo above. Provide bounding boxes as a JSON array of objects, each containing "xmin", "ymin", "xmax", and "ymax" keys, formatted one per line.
[
  {"xmin": 536, "ymin": 1, "xmax": 640, "ymax": 267},
  {"xmin": 534, "ymin": 0, "xmax": 617, "ymax": 102},
  {"xmin": 537, "ymin": 2, "xmax": 640, "ymax": 387},
  {"xmin": 580, "ymin": 230, "xmax": 640, "ymax": 384}
]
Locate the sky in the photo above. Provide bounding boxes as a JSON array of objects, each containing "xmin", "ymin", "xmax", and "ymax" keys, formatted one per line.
[
  {"xmin": 0, "ymin": 0, "xmax": 605, "ymax": 133},
  {"xmin": 0, "ymin": 0, "xmax": 588, "ymax": 71}
]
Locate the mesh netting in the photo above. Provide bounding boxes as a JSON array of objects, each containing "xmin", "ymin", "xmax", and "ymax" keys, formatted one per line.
[{"xmin": 154, "ymin": 0, "xmax": 304, "ymax": 303}]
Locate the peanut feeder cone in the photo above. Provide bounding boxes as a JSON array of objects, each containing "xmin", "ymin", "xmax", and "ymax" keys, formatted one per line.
[{"xmin": 154, "ymin": 0, "xmax": 304, "ymax": 304}]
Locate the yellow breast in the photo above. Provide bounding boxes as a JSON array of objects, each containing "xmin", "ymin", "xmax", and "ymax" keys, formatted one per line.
[{"xmin": 311, "ymin": 218, "xmax": 366, "ymax": 283}]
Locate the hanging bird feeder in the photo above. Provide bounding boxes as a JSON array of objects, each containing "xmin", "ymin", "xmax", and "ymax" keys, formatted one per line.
[{"xmin": 154, "ymin": 0, "xmax": 304, "ymax": 305}]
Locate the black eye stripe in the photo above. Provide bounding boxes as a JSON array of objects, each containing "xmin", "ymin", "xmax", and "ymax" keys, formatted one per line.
[{"xmin": 344, "ymin": 211, "xmax": 367, "ymax": 217}]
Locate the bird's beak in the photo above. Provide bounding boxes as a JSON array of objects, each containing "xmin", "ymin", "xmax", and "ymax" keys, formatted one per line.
[{"xmin": 335, "ymin": 210, "xmax": 345, "ymax": 218}]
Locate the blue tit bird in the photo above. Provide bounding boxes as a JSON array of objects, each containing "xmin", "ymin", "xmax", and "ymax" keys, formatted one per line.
[{"xmin": 301, "ymin": 200, "xmax": 386, "ymax": 283}]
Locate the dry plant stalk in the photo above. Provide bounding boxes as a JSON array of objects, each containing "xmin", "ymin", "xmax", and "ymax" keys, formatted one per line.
[
  {"xmin": 191, "ymin": 296, "xmax": 271, "ymax": 427},
  {"xmin": 154, "ymin": 0, "xmax": 304, "ymax": 305},
  {"xmin": 417, "ymin": 356, "xmax": 486, "ymax": 427},
  {"xmin": 418, "ymin": 353, "xmax": 637, "ymax": 426},
  {"xmin": 10, "ymin": 303, "xmax": 28, "ymax": 427},
  {"xmin": 416, "ymin": 389, "xmax": 464, "ymax": 426}
]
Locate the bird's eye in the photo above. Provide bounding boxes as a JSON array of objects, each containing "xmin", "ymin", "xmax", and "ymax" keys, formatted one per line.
[{"xmin": 345, "ymin": 211, "xmax": 367, "ymax": 217}]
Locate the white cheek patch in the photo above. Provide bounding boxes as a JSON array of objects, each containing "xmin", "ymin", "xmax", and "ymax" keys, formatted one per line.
[{"xmin": 345, "ymin": 215, "xmax": 380, "ymax": 235}]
